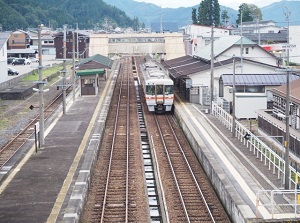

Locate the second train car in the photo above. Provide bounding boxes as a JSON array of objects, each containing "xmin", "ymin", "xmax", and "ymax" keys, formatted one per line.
[{"xmin": 140, "ymin": 61, "xmax": 174, "ymax": 113}]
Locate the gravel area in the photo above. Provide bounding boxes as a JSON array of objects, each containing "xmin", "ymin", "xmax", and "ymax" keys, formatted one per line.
[{"xmin": 0, "ymin": 83, "xmax": 61, "ymax": 149}]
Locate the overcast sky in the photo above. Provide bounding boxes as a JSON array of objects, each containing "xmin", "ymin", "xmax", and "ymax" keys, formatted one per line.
[{"xmin": 133, "ymin": 0, "xmax": 296, "ymax": 10}]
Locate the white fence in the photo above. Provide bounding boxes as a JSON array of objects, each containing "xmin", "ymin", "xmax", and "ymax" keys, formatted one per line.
[{"xmin": 212, "ymin": 101, "xmax": 300, "ymax": 217}]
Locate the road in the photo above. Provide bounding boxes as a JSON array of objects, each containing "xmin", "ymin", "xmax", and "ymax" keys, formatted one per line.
[{"xmin": 6, "ymin": 55, "xmax": 62, "ymax": 81}]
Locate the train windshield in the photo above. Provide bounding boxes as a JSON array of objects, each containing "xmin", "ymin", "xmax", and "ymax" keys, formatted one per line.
[
  {"xmin": 156, "ymin": 85, "xmax": 163, "ymax": 94},
  {"xmin": 165, "ymin": 85, "xmax": 173, "ymax": 95},
  {"xmin": 146, "ymin": 85, "xmax": 155, "ymax": 95}
]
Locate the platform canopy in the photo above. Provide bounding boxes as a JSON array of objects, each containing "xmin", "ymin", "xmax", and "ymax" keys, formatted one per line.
[{"xmin": 76, "ymin": 69, "xmax": 105, "ymax": 76}]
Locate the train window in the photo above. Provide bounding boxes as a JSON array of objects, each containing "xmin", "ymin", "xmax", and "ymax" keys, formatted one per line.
[
  {"xmin": 146, "ymin": 85, "xmax": 155, "ymax": 95},
  {"xmin": 165, "ymin": 85, "xmax": 173, "ymax": 95},
  {"xmin": 156, "ymin": 85, "xmax": 163, "ymax": 94}
]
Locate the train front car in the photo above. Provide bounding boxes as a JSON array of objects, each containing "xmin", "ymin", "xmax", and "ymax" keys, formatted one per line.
[{"xmin": 141, "ymin": 61, "xmax": 174, "ymax": 113}]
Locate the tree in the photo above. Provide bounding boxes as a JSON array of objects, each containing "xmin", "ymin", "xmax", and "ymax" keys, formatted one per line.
[
  {"xmin": 194, "ymin": 0, "xmax": 220, "ymax": 26},
  {"xmin": 236, "ymin": 3, "xmax": 262, "ymax": 25},
  {"xmin": 221, "ymin": 10, "xmax": 229, "ymax": 27},
  {"xmin": 192, "ymin": 8, "xmax": 197, "ymax": 24}
]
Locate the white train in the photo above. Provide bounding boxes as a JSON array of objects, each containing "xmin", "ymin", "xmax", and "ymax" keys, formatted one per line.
[{"xmin": 140, "ymin": 61, "xmax": 174, "ymax": 113}]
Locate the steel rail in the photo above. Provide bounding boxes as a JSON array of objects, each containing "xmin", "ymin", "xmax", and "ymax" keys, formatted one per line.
[
  {"xmin": 100, "ymin": 58, "xmax": 130, "ymax": 223},
  {"xmin": 154, "ymin": 114, "xmax": 190, "ymax": 222},
  {"xmin": 0, "ymin": 88, "xmax": 71, "ymax": 170},
  {"xmin": 165, "ymin": 114, "xmax": 216, "ymax": 223}
]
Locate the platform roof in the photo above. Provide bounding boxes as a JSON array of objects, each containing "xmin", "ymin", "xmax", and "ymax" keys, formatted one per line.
[
  {"xmin": 221, "ymin": 74, "xmax": 300, "ymax": 86},
  {"xmin": 76, "ymin": 69, "xmax": 105, "ymax": 76}
]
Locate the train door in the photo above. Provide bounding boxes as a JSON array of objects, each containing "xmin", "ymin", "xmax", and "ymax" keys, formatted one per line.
[{"xmin": 155, "ymin": 84, "xmax": 165, "ymax": 110}]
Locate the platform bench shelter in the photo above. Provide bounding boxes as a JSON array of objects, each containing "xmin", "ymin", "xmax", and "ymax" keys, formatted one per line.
[{"xmin": 76, "ymin": 68, "xmax": 105, "ymax": 96}]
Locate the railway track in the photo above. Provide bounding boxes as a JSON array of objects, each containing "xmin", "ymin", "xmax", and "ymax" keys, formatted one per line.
[
  {"xmin": 154, "ymin": 114, "xmax": 230, "ymax": 222},
  {"xmin": 82, "ymin": 56, "xmax": 149, "ymax": 222},
  {"xmin": 0, "ymin": 87, "xmax": 71, "ymax": 170}
]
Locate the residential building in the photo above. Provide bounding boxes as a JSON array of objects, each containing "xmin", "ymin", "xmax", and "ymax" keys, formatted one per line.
[
  {"xmin": 195, "ymin": 35, "xmax": 278, "ymax": 66},
  {"xmin": 54, "ymin": 30, "xmax": 90, "ymax": 59},
  {"xmin": 28, "ymin": 28, "xmax": 56, "ymax": 55},
  {"xmin": 231, "ymin": 20, "xmax": 283, "ymax": 35},
  {"xmin": 0, "ymin": 32, "xmax": 10, "ymax": 83},
  {"xmin": 184, "ymin": 24, "xmax": 230, "ymax": 56},
  {"xmin": 7, "ymin": 30, "xmax": 30, "ymax": 49}
]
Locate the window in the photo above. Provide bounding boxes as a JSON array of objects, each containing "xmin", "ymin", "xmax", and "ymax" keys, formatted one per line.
[
  {"xmin": 156, "ymin": 85, "xmax": 163, "ymax": 94},
  {"xmin": 146, "ymin": 85, "xmax": 155, "ymax": 95},
  {"xmin": 165, "ymin": 85, "xmax": 174, "ymax": 95},
  {"xmin": 245, "ymin": 47, "xmax": 249, "ymax": 54}
]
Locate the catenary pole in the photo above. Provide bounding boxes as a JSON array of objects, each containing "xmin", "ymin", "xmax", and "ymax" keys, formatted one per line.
[
  {"xmin": 232, "ymin": 57, "xmax": 236, "ymax": 138},
  {"xmin": 210, "ymin": 24, "xmax": 214, "ymax": 114},
  {"xmin": 38, "ymin": 24, "xmax": 45, "ymax": 146},
  {"xmin": 62, "ymin": 24, "xmax": 67, "ymax": 114}
]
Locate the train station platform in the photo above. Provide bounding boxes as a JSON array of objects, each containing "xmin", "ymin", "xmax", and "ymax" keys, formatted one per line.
[
  {"xmin": 0, "ymin": 59, "xmax": 299, "ymax": 222},
  {"xmin": 174, "ymin": 96, "xmax": 300, "ymax": 223},
  {"xmin": 0, "ymin": 61, "xmax": 119, "ymax": 223}
]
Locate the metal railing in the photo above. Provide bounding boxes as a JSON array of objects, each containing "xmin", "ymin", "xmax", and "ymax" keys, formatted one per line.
[{"xmin": 212, "ymin": 101, "xmax": 299, "ymax": 189}]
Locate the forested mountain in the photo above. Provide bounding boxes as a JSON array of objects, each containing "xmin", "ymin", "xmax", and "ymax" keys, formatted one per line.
[
  {"xmin": 103, "ymin": 0, "xmax": 300, "ymax": 27},
  {"xmin": 0, "ymin": 0, "xmax": 138, "ymax": 31},
  {"xmin": 1, "ymin": 0, "xmax": 299, "ymax": 32}
]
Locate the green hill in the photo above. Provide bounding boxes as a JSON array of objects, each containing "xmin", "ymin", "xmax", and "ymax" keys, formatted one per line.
[{"xmin": 0, "ymin": 0, "xmax": 138, "ymax": 31}]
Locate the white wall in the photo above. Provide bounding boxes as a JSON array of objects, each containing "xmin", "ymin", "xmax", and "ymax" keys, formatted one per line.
[
  {"xmin": 217, "ymin": 45, "xmax": 278, "ymax": 66},
  {"xmin": 189, "ymin": 60, "xmax": 278, "ymax": 105},
  {"xmin": 289, "ymin": 25, "xmax": 300, "ymax": 64},
  {"xmin": 0, "ymin": 41, "xmax": 8, "ymax": 83},
  {"xmin": 235, "ymin": 93, "xmax": 267, "ymax": 119}
]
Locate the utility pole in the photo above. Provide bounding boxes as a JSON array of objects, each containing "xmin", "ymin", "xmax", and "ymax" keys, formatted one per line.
[
  {"xmin": 210, "ymin": 24, "xmax": 214, "ymax": 114},
  {"xmin": 38, "ymin": 24, "xmax": 45, "ymax": 146},
  {"xmin": 240, "ymin": 10, "xmax": 243, "ymax": 74},
  {"xmin": 62, "ymin": 24, "xmax": 67, "ymax": 114},
  {"xmin": 76, "ymin": 23, "xmax": 79, "ymax": 60},
  {"xmin": 72, "ymin": 30, "xmax": 76, "ymax": 101},
  {"xmin": 232, "ymin": 56, "xmax": 236, "ymax": 138},
  {"xmin": 284, "ymin": 6, "xmax": 291, "ymax": 190},
  {"xmin": 284, "ymin": 67, "xmax": 291, "ymax": 189}
]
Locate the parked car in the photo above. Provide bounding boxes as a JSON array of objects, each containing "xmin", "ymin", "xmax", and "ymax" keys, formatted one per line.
[
  {"xmin": 7, "ymin": 67, "xmax": 19, "ymax": 75},
  {"xmin": 28, "ymin": 57, "xmax": 39, "ymax": 62},
  {"xmin": 7, "ymin": 57, "xmax": 15, "ymax": 64},
  {"xmin": 11, "ymin": 58, "xmax": 31, "ymax": 65},
  {"xmin": 12, "ymin": 58, "xmax": 26, "ymax": 65}
]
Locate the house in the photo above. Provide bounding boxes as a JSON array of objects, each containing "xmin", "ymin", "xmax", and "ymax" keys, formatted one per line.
[
  {"xmin": 28, "ymin": 28, "xmax": 56, "ymax": 55},
  {"xmin": 231, "ymin": 20, "xmax": 284, "ymax": 35},
  {"xmin": 54, "ymin": 30, "xmax": 90, "ymax": 59},
  {"xmin": 0, "ymin": 32, "xmax": 10, "ymax": 83},
  {"xmin": 195, "ymin": 35, "xmax": 278, "ymax": 66},
  {"xmin": 220, "ymin": 73, "xmax": 300, "ymax": 118},
  {"xmin": 7, "ymin": 30, "xmax": 30, "ymax": 49},
  {"xmin": 161, "ymin": 35, "xmax": 283, "ymax": 117},
  {"xmin": 184, "ymin": 24, "xmax": 230, "ymax": 56}
]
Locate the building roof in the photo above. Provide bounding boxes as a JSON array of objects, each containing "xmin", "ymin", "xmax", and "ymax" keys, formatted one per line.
[
  {"xmin": 78, "ymin": 54, "xmax": 114, "ymax": 69},
  {"xmin": 76, "ymin": 69, "xmax": 105, "ymax": 76},
  {"xmin": 221, "ymin": 74, "xmax": 300, "ymax": 86},
  {"xmin": 243, "ymin": 32, "xmax": 287, "ymax": 43},
  {"xmin": 196, "ymin": 36, "xmax": 256, "ymax": 61},
  {"xmin": 162, "ymin": 55, "xmax": 279, "ymax": 80},
  {"xmin": 271, "ymin": 76, "xmax": 300, "ymax": 105}
]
